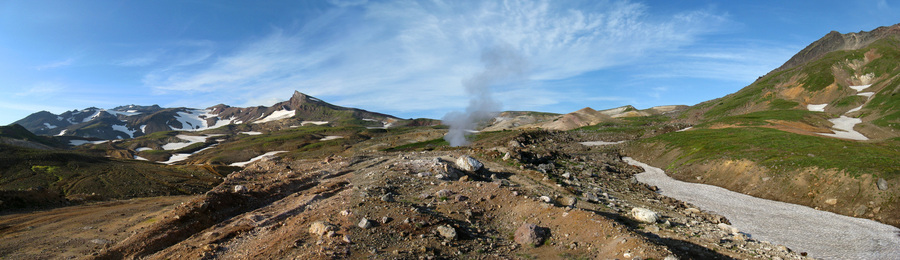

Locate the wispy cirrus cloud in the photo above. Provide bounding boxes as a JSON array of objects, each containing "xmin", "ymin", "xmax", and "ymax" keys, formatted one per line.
[
  {"xmin": 144, "ymin": 0, "xmax": 731, "ymax": 118},
  {"xmin": 35, "ymin": 58, "xmax": 75, "ymax": 70}
]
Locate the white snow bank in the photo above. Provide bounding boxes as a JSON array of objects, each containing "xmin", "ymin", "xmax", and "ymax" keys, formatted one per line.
[
  {"xmin": 134, "ymin": 156, "xmax": 149, "ymax": 161},
  {"xmin": 849, "ymin": 85, "xmax": 872, "ymax": 91},
  {"xmin": 135, "ymin": 147, "xmax": 153, "ymax": 152},
  {"xmin": 819, "ymin": 116, "xmax": 868, "ymax": 141},
  {"xmin": 56, "ymin": 129, "xmax": 67, "ymax": 136},
  {"xmin": 111, "ymin": 124, "xmax": 136, "ymax": 139},
  {"xmin": 624, "ymin": 157, "xmax": 900, "ymax": 259},
  {"xmin": 162, "ymin": 135, "xmax": 210, "ymax": 150},
  {"xmin": 320, "ymin": 136, "xmax": 343, "ymax": 141},
  {"xmin": 677, "ymin": 127, "xmax": 693, "ymax": 132},
  {"xmin": 255, "ymin": 110, "xmax": 295, "ymax": 124},
  {"xmin": 847, "ymin": 105, "xmax": 864, "ymax": 113},
  {"xmin": 160, "ymin": 144, "xmax": 218, "ymax": 165},
  {"xmin": 230, "ymin": 151, "xmax": 287, "ymax": 167},
  {"xmin": 857, "ymin": 92, "xmax": 875, "ymax": 98},
  {"xmin": 807, "ymin": 104, "xmax": 827, "ymax": 112},
  {"xmin": 240, "ymin": 131, "xmax": 263, "ymax": 135},
  {"xmin": 301, "ymin": 121, "xmax": 329, "ymax": 126},
  {"xmin": 43, "ymin": 123, "xmax": 57, "ymax": 129},
  {"xmin": 69, "ymin": 140, "xmax": 107, "ymax": 146},
  {"xmin": 579, "ymin": 141, "xmax": 625, "ymax": 146}
]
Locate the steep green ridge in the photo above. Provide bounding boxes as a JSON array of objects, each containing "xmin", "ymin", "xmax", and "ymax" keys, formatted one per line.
[
  {"xmin": 0, "ymin": 124, "xmax": 61, "ymax": 147},
  {"xmin": 0, "ymin": 143, "xmax": 223, "ymax": 210},
  {"xmin": 689, "ymin": 36, "xmax": 900, "ymax": 130}
]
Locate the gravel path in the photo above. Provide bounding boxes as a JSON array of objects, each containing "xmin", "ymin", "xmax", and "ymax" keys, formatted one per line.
[{"xmin": 624, "ymin": 157, "xmax": 900, "ymax": 259}]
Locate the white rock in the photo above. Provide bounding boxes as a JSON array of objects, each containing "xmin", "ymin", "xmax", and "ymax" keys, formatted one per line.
[
  {"xmin": 436, "ymin": 225, "xmax": 457, "ymax": 240},
  {"xmin": 358, "ymin": 218, "xmax": 373, "ymax": 229},
  {"xmin": 631, "ymin": 207, "xmax": 659, "ymax": 223},
  {"xmin": 234, "ymin": 185, "xmax": 248, "ymax": 193},
  {"xmin": 309, "ymin": 221, "xmax": 335, "ymax": 236},
  {"xmin": 456, "ymin": 155, "xmax": 483, "ymax": 172}
]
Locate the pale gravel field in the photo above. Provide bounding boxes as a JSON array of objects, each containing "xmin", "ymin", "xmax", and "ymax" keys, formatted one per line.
[{"xmin": 625, "ymin": 157, "xmax": 900, "ymax": 259}]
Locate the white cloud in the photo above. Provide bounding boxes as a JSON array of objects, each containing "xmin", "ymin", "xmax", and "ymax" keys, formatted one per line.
[
  {"xmin": 145, "ymin": 0, "xmax": 729, "ymax": 116},
  {"xmin": 35, "ymin": 58, "xmax": 74, "ymax": 70},
  {"xmin": 116, "ymin": 51, "xmax": 164, "ymax": 67},
  {"xmin": 15, "ymin": 81, "xmax": 65, "ymax": 97}
]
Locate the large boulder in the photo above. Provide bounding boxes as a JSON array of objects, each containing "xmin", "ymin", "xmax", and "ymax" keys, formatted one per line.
[
  {"xmin": 631, "ymin": 207, "xmax": 659, "ymax": 223},
  {"xmin": 456, "ymin": 155, "xmax": 484, "ymax": 172},
  {"xmin": 514, "ymin": 223, "xmax": 549, "ymax": 247},
  {"xmin": 877, "ymin": 178, "xmax": 889, "ymax": 190}
]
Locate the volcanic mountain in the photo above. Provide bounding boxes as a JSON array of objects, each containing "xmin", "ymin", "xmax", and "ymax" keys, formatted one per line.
[{"xmin": 13, "ymin": 91, "xmax": 408, "ymax": 140}]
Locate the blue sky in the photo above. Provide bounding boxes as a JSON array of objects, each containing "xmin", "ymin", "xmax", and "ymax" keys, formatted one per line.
[{"xmin": 0, "ymin": 0, "xmax": 897, "ymax": 125}]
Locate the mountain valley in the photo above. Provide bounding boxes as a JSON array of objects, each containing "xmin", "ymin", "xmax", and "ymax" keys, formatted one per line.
[{"xmin": 2, "ymin": 24, "xmax": 900, "ymax": 259}]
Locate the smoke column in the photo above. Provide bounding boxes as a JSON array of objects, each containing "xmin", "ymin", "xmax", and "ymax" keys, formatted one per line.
[{"xmin": 443, "ymin": 45, "xmax": 527, "ymax": 146}]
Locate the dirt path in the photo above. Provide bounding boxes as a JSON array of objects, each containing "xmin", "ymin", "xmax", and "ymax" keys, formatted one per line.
[{"xmin": 0, "ymin": 196, "xmax": 195, "ymax": 259}]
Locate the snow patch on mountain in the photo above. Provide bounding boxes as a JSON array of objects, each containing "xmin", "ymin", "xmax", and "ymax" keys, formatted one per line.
[
  {"xmin": 255, "ymin": 109, "xmax": 295, "ymax": 124},
  {"xmin": 162, "ymin": 135, "xmax": 210, "ymax": 150},
  {"xmin": 807, "ymin": 104, "xmax": 827, "ymax": 112},
  {"xmin": 43, "ymin": 123, "xmax": 57, "ymax": 129},
  {"xmin": 320, "ymin": 136, "xmax": 343, "ymax": 141},
  {"xmin": 240, "ymin": 131, "xmax": 263, "ymax": 135},
  {"xmin": 57, "ymin": 129, "xmax": 67, "ymax": 136},
  {"xmin": 111, "ymin": 124, "xmax": 136, "ymax": 139},
  {"xmin": 230, "ymin": 151, "xmax": 287, "ymax": 167},
  {"xmin": 819, "ymin": 116, "xmax": 868, "ymax": 141},
  {"xmin": 849, "ymin": 85, "xmax": 872, "ymax": 91},
  {"xmin": 301, "ymin": 121, "xmax": 329, "ymax": 126},
  {"xmin": 69, "ymin": 140, "xmax": 107, "ymax": 146}
]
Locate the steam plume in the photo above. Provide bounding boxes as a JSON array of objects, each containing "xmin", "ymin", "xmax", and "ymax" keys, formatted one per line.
[{"xmin": 443, "ymin": 45, "xmax": 527, "ymax": 146}]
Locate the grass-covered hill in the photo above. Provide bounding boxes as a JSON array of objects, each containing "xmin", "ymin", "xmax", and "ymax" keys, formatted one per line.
[{"xmin": 624, "ymin": 24, "xmax": 900, "ymax": 227}]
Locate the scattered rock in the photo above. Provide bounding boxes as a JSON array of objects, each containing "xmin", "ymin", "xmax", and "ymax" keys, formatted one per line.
[
  {"xmin": 435, "ymin": 189, "xmax": 453, "ymax": 198},
  {"xmin": 233, "ymin": 185, "xmax": 248, "ymax": 193},
  {"xmin": 514, "ymin": 223, "xmax": 549, "ymax": 247},
  {"xmin": 380, "ymin": 193, "xmax": 394, "ymax": 202},
  {"xmin": 539, "ymin": 196, "xmax": 552, "ymax": 203},
  {"xmin": 358, "ymin": 218, "xmax": 373, "ymax": 229},
  {"xmin": 456, "ymin": 155, "xmax": 484, "ymax": 172},
  {"xmin": 631, "ymin": 207, "xmax": 659, "ymax": 223},
  {"xmin": 436, "ymin": 225, "xmax": 457, "ymax": 240},
  {"xmin": 381, "ymin": 216, "xmax": 392, "ymax": 224},
  {"xmin": 560, "ymin": 196, "xmax": 577, "ymax": 207},
  {"xmin": 825, "ymin": 198, "xmax": 838, "ymax": 205},
  {"xmin": 877, "ymin": 178, "xmax": 889, "ymax": 190},
  {"xmin": 717, "ymin": 223, "xmax": 738, "ymax": 234},
  {"xmin": 584, "ymin": 193, "xmax": 600, "ymax": 203},
  {"xmin": 309, "ymin": 221, "xmax": 335, "ymax": 236}
]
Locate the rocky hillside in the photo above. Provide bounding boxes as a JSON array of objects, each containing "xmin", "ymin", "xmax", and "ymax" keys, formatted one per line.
[
  {"xmin": 13, "ymin": 91, "xmax": 412, "ymax": 140},
  {"xmin": 483, "ymin": 105, "xmax": 687, "ymax": 131},
  {"xmin": 685, "ymin": 23, "xmax": 900, "ymax": 140},
  {"xmin": 628, "ymin": 24, "xmax": 900, "ymax": 229}
]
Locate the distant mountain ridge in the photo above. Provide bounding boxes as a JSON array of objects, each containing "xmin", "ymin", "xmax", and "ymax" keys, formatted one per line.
[
  {"xmin": 772, "ymin": 23, "xmax": 900, "ymax": 73},
  {"xmin": 13, "ymin": 91, "xmax": 406, "ymax": 140}
]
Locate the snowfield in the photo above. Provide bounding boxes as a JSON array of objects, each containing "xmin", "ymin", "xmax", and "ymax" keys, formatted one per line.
[
  {"xmin": 806, "ymin": 104, "xmax": 827, "ymax": 112},
  {"xmin": 320, "ymin": 136, "xmax": 343, "ymax": 141},
  {"xmin": 230, "ymin": 151, "xmax": 287, "ymax": 167},
  {"xmin": 162, "ymin": 135, "xmax": 210, "ymax": 150},
  {"xmin": 579, "ymin": 140, "xmax": 625, "ymax": 146},
  {"xmin": 819, "ymin": 116, "xmax": 868, "ymax": 141},
  {"xmin": 301, "ymin": 121, "xmax": 329, "ymax": 126},
  {"xmin": 111, "ymin": 124, "xmax": 137, "ymax": 139},
  {"xmin": 240, "ymin": 131, "xmax": 263, "ymax": 135},
  {"xmin": 849, "ymin": 84, "xmax": 872, "ymax": 91},
  {"xmin": 255, "ymin": 109, "xmax": 295, "ymax": 124},
  {"xmin": 43, "ymin": 123, "xmax": 57, "ymax": 129},
  {"xmin": 624, "ymin": 157, "xmax": 900, "ymax": 259}
]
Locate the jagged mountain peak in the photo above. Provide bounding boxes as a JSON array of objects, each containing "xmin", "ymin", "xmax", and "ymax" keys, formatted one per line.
[{"xmin": 772, "ymin": 23, "xmax": 900, "ymax": 73}]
